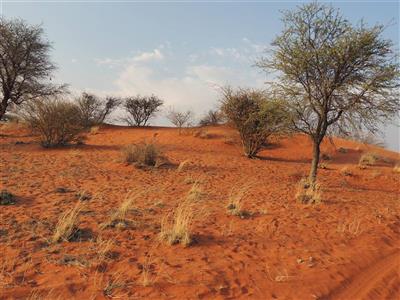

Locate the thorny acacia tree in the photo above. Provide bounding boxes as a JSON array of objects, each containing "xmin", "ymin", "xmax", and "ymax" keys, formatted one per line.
[
  {"xmin": 76, "ymin": 92, "xmax": 121, "ymax": 128},
  {"xmin": 0, "ymin": 18, "xmax": 65, "ymax": 120},
  {"xmin": 123, "ymin": 95, "xmax": 163, "ymax": 126},
  {"xmin": 257, "ymin": 2, "xmax": 399, "ymax": 182}
]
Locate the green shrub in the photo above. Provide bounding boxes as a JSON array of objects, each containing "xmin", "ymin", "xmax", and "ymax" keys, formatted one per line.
[
  {"xmin": 0, "ymin": 190, "xmax": 15, "ymax": 205},
  {"xmin": 220, "ymin": 87, "xmax": 291, "ymax": 158}
]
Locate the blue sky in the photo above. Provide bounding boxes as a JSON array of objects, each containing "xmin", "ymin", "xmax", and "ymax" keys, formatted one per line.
[{"xmin": 2, "ymin": 0, "xmax": 399, "ymax": 150}]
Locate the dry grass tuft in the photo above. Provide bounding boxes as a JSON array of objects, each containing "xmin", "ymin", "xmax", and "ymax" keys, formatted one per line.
[
  {"xmin": 295, "ymin": 178, "xmax": 322, "ymax": 204},
  {"xmin": 340, "ymin": 166, "xmax": 353, "ymax": 176},
  {"xmin": 96, "ymin": 237, "xmax": 115, "ymax": 261},
  {"xmin": 52, "ymin": 203, "xmax": 82, "ymax": 243},
  {"xmin": 359, "ymin": 152, "xmax": 379, "ymax": 167},
  {"xmin": 101, "ymin": 192, "xmax": 140, "ymax": 229},
  {"xmin": 121, "ymin": 142, "xmax": 163, "ymax": 167},
  {"xmin": 90, "ymin": 126, "xmax": 100, "ymax": 135},
  {"xmin": 103, "ymin": 271, "xmax": 129, "ymax": 298},
  {"xmin": 393, "ymin": 163, "xmax": 400, "ymax": 173},
  {"xmin": 177, "ymin": 159, "xmax": 190, "ymax": 172},
  {"xmin": 227, "ymin": 183, "xmax": 252, "ymax": 218},
  {"xmin": 187, "ymin": 182, "xmax": 203, "ymax": 201},
  {"xmin": 159, "ymin": 199, "xmax": 195, "ymax": 246}
]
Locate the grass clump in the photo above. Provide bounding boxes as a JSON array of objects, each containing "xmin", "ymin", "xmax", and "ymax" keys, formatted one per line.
[
  {"xmin": 122, "ymin": 142, "xmax": 162, "ymax": 168},
  {"xmin": 159, "ymin": 200, "xmax": 194, "ymax": 246},
  {"xmin": 187, "ymin": 182, "xmax": 203, "ymax": 202},
  {"xmin": 177, "ymin": 159, "xmax": 190, "ymax": 172},
  {"xmin": 295, "ymin": 178, "xmax": 322, "ymax": 204},
  {"xmin": 227, "ymin": 184, "xmax": 252, "ymax": 218},
  {"xmin": 393, "ymin": 163, "xmax": 400, "ymax": 173},
  {"xmin": 52, "ymin": 203, "xmax": 82, "ymax": 243},
  {"xmin": 0, "ymin": 190, "xmax": 15, "ymax": 205},
  {"xmin": 101, "ymin": 192, "xmax": 139, "ymax": 229},
  {"xmin": 359, "ymin": 152, "xmax": 379, "ymax": 166},
  {"xmin": 340, "ymin": 166, "xmax": 353, "ymax": 176}
]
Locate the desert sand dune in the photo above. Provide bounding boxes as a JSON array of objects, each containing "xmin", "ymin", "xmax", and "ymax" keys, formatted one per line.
[{"xmin": 0, "ymin": 124, "xmax": 399, "ymax": 299}]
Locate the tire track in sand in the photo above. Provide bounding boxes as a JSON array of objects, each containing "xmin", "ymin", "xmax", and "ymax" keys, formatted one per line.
[{"xmin": 322, "ymin": 249, "xmax": 400, "ymax": 300}]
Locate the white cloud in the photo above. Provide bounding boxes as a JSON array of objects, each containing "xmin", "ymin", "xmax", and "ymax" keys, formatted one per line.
[
  {"xmin": 94, "ymin": 48, "xmax": 164, "ymax": 68},
  {"xmin": 132, "ymin": 49, "xmax": 164, "ymax": 62},
  {"xmin": 94, "ymin": 44, "xmax": 267, "ymax": 124}
]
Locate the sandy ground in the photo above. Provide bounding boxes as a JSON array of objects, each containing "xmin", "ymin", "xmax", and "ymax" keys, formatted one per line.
[{"xmin": 0, "ymin": 123, "xmax": 399, "ymax": 300}]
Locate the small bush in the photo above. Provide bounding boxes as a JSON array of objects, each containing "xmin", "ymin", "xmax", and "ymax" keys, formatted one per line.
[
  {"xmin": 295, "ymin": 178, "xmax": 322, "ymax": 204},
  {"xmin": 0, "ymin": 190, "xmax": 15, "ymax": 205},
  {"xmin": 52, "ymin": 204, "xmax": 82, "ymax": 243},
  {"xmin": 359, "ymin": 152, "xmax": 378, "ymax": 166},
  {"xmin": 159, "ymin": 200, "xmax": 194, "ymax": 246},
  {"xmin": 220, "ymin": 87, "xmax": 291, "ymax": 158},
  {"xmin": 122, "ymin": 142, "xmax": 162, "ymax": 167},
  {"xmin": 22, "ymin": 98, "xmax": 85, "ymax": 147},
  {"xmin": 393, "ymin": 164, "xmax": 400, "ymax": 173}
]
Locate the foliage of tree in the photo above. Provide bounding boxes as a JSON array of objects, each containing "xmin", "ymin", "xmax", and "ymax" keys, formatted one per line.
[
  {"xmin": 257, "ymin": 2, "xmax": 400, "ymax": 181},
  {"xmin": 0, "ymin": 18, "xmax": 66, "ymax": 120},
  {"xmin": 76, "ymin": 92, "xmax": 121, "ymax": 128},
  {"xmin": 123, "ymin": 95, "xmax": 163, "ymax": 126}
]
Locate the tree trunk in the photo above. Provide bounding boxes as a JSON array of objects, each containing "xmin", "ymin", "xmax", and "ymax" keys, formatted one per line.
[
  {"xmin": 0, "ymin": 100, "xmax": 8, "ymax": 121},
  {"xmin": 309, "ymin": 139, "xmax": 321, "ymax": 183}
]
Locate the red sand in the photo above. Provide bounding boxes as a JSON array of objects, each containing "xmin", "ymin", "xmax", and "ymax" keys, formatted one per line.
[{"xmin": 0, "ymin": 124, "xmax": 399, "ymax": 299}]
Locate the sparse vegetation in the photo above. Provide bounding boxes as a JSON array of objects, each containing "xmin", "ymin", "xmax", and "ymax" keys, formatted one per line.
[
  {"xmin": 22, "ymin": 98, "xmax": 85, "ymax": 147},
  {"xmin": 295, "ymin": 178, "xmax": 322, "ymax": 204},
  {"xmin": 122, "ymin": 141, "xmax": 162, "ymax": 168},
  {"xmin": 51, "ymin": 203, "xmax": 82, "ymax": 243},
  {"xmin": 393, "ymin": 164, "xmax": 400, "ymax": 173},
  {"xmin": 123, "ymin": 95, "xmax": 163, "ymax": 126}
]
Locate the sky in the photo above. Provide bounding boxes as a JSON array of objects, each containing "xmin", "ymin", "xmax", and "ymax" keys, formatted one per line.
[{"xmin": 2, "ymin": 0, "xmax": 399, "ymax": 150}]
